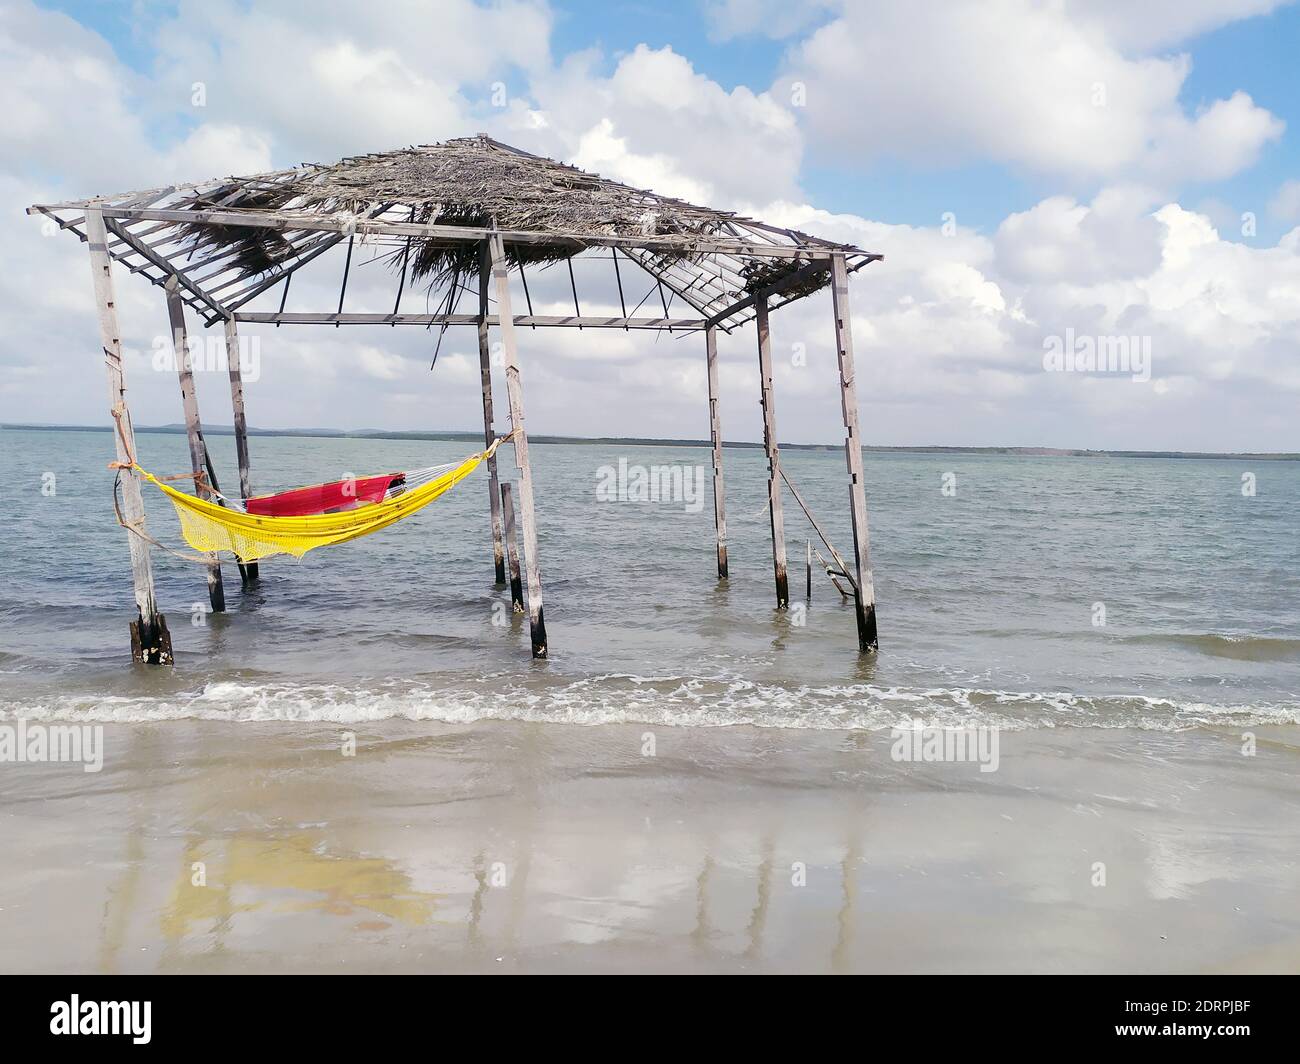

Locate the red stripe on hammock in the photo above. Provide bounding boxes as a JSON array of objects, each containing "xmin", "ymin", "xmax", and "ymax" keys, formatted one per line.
[{"xmin": 244, "ymin": 474, "xmax": 405, "ymax": 517}]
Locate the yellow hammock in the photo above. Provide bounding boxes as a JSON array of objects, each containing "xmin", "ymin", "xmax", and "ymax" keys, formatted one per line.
[{"xmin": 133, "ymin": 440, "xmax": 500, "ymax": 563}]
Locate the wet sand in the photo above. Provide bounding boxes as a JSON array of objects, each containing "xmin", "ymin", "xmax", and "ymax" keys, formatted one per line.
[{"xmin": 1, "ymin": 721, "xmax": 1297, "ymax": 973}]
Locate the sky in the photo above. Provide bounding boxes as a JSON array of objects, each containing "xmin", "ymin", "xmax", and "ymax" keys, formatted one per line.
[{"xmin": 1, "ymin": 0, "xmax": 1298, "ymax": 451}]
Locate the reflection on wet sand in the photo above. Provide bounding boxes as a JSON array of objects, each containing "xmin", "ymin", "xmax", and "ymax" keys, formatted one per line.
[
  {"xmin": 467, "ymin": 852, "xmax": 487, "ymax": 949},
  {"xmin": 140, "ymin": 812, "xmax": 866, "ymax": 971},
  {"xmin": 98, "ymin": 817, "xmax": 145, "ymax": 974},
  {"xmin": 691, "ymin": 853, "xmax": 714, "ymax": 952},
  {"xmin": 16, "ymin": 720, "xmax": 1296, "ymax": 973},
  {"xmin": 160, "ymin": 834, "xmax": 441, "ymax": 946},
  {"xmin": 832, "ymin": 834, "xmax": 861, "ymax": 974},
  {"xmin": 744, "ymin": 839, "xmax": 773, "ymax": 962}
]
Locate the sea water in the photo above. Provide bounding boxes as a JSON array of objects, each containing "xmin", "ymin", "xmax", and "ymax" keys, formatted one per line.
[{"xmin": 1, "ymin": 427, "xmax": 1297, "ymax": 731}]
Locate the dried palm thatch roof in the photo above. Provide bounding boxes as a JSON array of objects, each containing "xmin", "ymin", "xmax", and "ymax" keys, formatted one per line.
[{"xmin": 29, "ymin": 135, "xmax": 879, "ymax": 330}]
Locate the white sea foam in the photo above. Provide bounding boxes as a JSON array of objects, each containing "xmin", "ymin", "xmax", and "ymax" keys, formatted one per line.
[{"xmin": 1, "ymin": 675, "xmax": 1296, "ymax": 732}]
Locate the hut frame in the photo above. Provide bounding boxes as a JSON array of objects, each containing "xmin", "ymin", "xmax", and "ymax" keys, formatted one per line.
[{"xmin": 29, "ymin": 135, "xmax": 882, "ymax": 663}]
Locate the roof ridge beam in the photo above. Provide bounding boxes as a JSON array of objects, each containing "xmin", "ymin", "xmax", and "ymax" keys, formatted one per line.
[
  {"xmin": 93, "ymin": 206, "xmax": 844, "ymax": 259},
  {"xmin": 233, "ymin": 312, "xmax": 706, "ymax": 330}
]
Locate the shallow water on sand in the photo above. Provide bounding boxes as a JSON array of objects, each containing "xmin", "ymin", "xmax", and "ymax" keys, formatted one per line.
[{"xmin": 1, "ymin": 427, "xmax": 1297, "ymax": 729}]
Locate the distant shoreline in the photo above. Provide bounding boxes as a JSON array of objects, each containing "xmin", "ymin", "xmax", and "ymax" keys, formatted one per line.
[{"xmin": 3, "ymin": 422, "xmax": 1297, "ymax": 461}]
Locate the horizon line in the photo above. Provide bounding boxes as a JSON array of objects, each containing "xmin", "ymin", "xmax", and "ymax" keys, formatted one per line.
[{"xmin": 3, "ymin": 422, "xmax": 1298, "ymax": 461}]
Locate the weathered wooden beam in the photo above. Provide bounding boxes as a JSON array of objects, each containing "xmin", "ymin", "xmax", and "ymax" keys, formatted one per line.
[
  {"xmin": 37, "ymin": 208, "xmax": 215, "ymax": 321},
  {"xmin": 103, "ymin": 217, "xmax": 231, "ymax": 320},
  {"xmin": 29, "ymin": 184, "xmax": 184, "ymax": 242},
  {"xmin": 85, "ymin": 208, "xmax": 173, "ymax": 665},
  {"xmin": 222, "ymin": 317, "xmax": 258, "ymax": 583},
  {"xmin": 94, "ymin": 205, "xmax": 837, "ymax": 259},
  {"xmin": 186, "ymin": 231, "xmax": 331, "ymax": 295},
  {"xmin": 231, "ymin": 312, "xmax": 707, "ymax": 329},
  {"xmin": 165, "ymin": 277, "xmax": 225, "ymax": 613},
  {"xmin": 393, "ymin": 206, "xmax": 415, "ymax": 320},
  {"xmin": 209, "ymin": 232, "xmax": 349, "ymax": 324},
  {"xmin": 830, "ymin": 253, "xmax": 878, "ymax": 651},
  {"xmin": 335, "ymin": 234, "xmax": 354, "ymax": 327},
  {"xmin": 207, "ymin": 230, "xmax": 338, "ymax": 300},
  {"xmin": 478, "ymin": 243, "xmax": 506, "ymax": 583},
  {"xmin": 778, "ymin": 465, "xmax": 856, "ymax": 594},
  {"xmin": 704, "ymin": 325, "xmax": 728, "ymax": 579},
  {"xmin": 29, "ymin": 167, "xmax": 299, "ymax": 214},
  {"xmin": 814, "ymin": 545, "xmax": 852, "ymax": 600},
  {"xmin": 275, "ymin": 273, "xmax": 292, "ymax": 327},
  {"xmin": 489, "ymin": 230, "xmax": 547, "ymax": 658},
  {"xmin": 755, "ymin": 298, "xmax": 789, "ymax": 609},
  {"xmin": 500, "ymin": 482, "xmax": 524, "ymax": 613},
  {"xmin": 517, "ymin": 262, "xmax": 536, "ymax": 323},
  {"xmin": 612, "ymin": 251, "xmax": 628, "ymax": 323},
  {"xmin": 617, "ymin": 247, "xmax": 716, "ymax": 318},
  {"xmin": 566, "ymin": 257, "xmax": 581, "ymax": 319},
  {"xmin": 704, "ymin": 254, "xmax": 884, "ymax": 332},
  {"xmin": 706, "ymin": 258, "xmax": 833, "ymax": 328}
]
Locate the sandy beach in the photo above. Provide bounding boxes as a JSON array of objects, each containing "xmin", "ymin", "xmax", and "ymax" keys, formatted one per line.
[{"xmin": 3, "ymin": 721, "xmax": 1297, "ymax": 974}]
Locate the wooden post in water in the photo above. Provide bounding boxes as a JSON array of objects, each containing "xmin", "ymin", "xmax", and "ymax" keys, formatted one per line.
[
  {"xmin": 806, "ymin": 538, "xmax": 812, "ymax": 599},
  {"xmin": 500, "ymin": 482, "xmax": 524, "ymax": 613},
  {"xmin": 705, "ymin": 324, "xmax": 728, "ymax": 578},
  {"xmin": 829, "ymin": 253, "xmax": 878, "ymax": 651},
  {"xmin": 222, "ymin": 316, "xmax": 257, "ymax": 583},
  {"xmin": 755, "ymin": 297, "xmax": 789, "ymax": 608},
  {"xmin": 478, "ymin": 244, "xmax": 506, "ymax": 583},
  {"xmin": 84, "ymin": 207, "xmax": 173, "ymax": 665},
  {"xmin": 489, "ymin": 231, "xmax": 547, "ymax": 657},
  {"xmin": 165, "ymin": 276, "xmax": 225, "ymax": 613}
]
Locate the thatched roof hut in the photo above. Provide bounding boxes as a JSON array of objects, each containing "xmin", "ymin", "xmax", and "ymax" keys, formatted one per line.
[
  {"xmin": 28, "ymin": 135, "xmax": 882, "ymax": 667},
  {"xmin": 30, "ymin": 134, "xmax": 878, "ymax": 330}
]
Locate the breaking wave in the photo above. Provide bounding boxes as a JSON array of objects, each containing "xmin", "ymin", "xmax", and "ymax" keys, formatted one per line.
[{"xmin": 1, "ymin": 674, "xmax": 1296, "ymax": 732}]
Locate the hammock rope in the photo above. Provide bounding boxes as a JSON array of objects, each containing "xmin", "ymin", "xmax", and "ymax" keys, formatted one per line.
[
  {"xmin": 112, "ymin": 471, "xmax": 217, "ymax": 567},
  {"xmin": 119, "ymin": 432, "xmax": 514, "ymax": 563}
]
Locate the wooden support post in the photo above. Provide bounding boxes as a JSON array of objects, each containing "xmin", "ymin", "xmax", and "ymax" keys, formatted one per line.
[
  {"xmin": 166, "ymin": 277, "xmax": 225, "ymax": 613},
  {"xmin": 84, "ymin": 208, "xmax": 173, "ymax": 665},
  {"xmin": 222, "ymin": 316, "xmax": 257, "ymax": 583},
  {"xmin": 807, "ymin": 539, "xmax": 812, "ymax": 599},
  {"xmin": 830, "ymin": 253, "xmax": 879, "ymax": 651},
  {"xmin": 755, "ymin": 298, "xmax": 789, "ymax": 608},
  {"xmin": 500, "ymin": 482, "xmax": 524, "ymax": 613},
  {"xmin": 815, "ymin": 546, "xmax": 852, "ymax": 601},
  {"xmin": 478, "ymin": 245, "xmax": 506, "ymax": 583},
  {"xmin": 705, "ymin": 324, "xmax": 728, "ymax": 578},
  {"xmin": 489, "ymin": 231, "xmax": 547, "ymax": 657}
]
